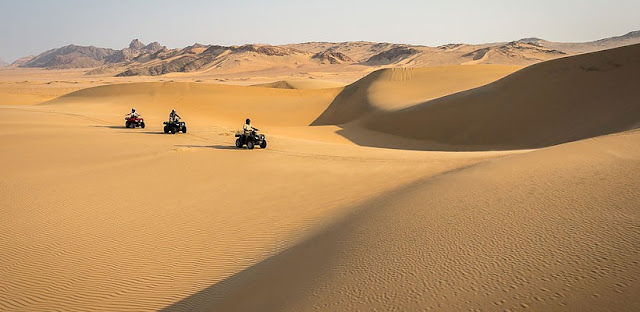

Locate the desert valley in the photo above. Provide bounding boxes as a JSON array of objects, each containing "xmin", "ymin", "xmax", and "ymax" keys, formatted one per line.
[{"xmin": 1, "ymin": 24, "xmax": 639, "ymax": 312}]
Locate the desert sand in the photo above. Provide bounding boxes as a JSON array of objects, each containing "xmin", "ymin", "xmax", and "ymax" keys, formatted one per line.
[{"xmin": 1, "ymin": 44, "xmax": 639, "ymax": 312}]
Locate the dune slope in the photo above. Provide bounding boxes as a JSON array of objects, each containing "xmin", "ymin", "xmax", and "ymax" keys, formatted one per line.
[
  {"xmin": 312, "ymin": 65, "xmax": 521, "ymax": 125},
  {"xmin": 357, "ymin": 43, "xmax": 640, "ymax": 150},
  {"xmin": 251, "ymin": 79, "xmax": 346, "ymax": 90},
  {"xmin": 0, "ymin": 93, "xmax": 514, "ymax": 311},
  {"xmin": 45, "ymin": 81, "xmax": 342, "ymax": 127},
  {"xmin": 186, "ymin": 129, "xmax": 640, "ymax": 312}
]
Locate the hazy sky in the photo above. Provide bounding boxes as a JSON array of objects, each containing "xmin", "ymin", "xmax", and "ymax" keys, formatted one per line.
[{"xmin": 1, "ymin": 0, "xmax": 639, "ymax": 62}]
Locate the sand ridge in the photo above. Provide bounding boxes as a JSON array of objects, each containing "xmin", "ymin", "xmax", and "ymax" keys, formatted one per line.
[
  {"xmin": 194, "ymin": 128, "xmax": 640, "ymax": 312},
  {"xmin": 312, "ymin": 65, "xmax": 522, "ymax": 126},
  {"xmin": 316, "ymin": 44, "xmax": 640, "ymax": 150}
]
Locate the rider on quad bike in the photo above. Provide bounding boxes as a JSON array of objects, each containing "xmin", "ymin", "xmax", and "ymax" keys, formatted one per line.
[
  {"xmin": 163, "ymin": 109, "xmax": 187, "ymax": 134},
  {"xmin": 125, "ymin": 108, "xmax": 145, "ymax": 129},
  {"xmin": 169, "ymin": 109, "xmax": 180, "ymax": 122},
  {"xmin": 129, "ymin": 108, "xmax": 140, "ymax": 118},
  {"xmin": 236, "ymin": 118, "xmax": 267, "ymax": 149},
  {"xmin": 243, "ymin": 118, "xmax": 256, "ymax": 136}
]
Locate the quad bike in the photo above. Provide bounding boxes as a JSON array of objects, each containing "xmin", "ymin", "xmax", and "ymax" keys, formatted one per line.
[
  {"xmin": 163, "ymin": 119, "xmax": 187, "ymax": 134},
  {"xmin": 125, "ymin": 115, "xmax": 145, "ymax": 129},
  {"xmin": 235, "ymin": 129, "xmax": 267, "ymax": 149}
]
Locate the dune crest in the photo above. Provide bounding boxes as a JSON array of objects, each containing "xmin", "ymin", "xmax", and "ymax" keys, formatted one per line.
[
  {"xmin": 250, "ymin": 79, "xmax": 345, "ymax": 90},
  {"xmin": 45, "ymin": 81, "xmax": 342, "ymax": 127},
  {"xmin": 315, "ymin": 43, "xmax": 640, "ymax": 150},
  {"xmin": 312, "ymin": 65, "xmax": 521, "ymax": 125}
]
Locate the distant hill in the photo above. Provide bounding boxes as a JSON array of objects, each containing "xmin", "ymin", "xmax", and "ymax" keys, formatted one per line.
[
  {"xmin": 0, "ymin": 58, "xmax": 7, "ymax": 67},
  {"xmin": 363, "ymin": 46, "xmax": 421, "ymax": 65},
  {"xmin": 14, "ymin": 30, "xmax": 640, "ymax": 76},
  {"xmin": 460, "ymin": 42, "xmax": 566, "ymax": 65},
  {"xmin": 22, "ymin": 45, "xmax": 118, "ymax": 69},
  {"xmin": 538, "ymin": 30, "xmax": 640, "ymax": 54},
  {"xmin": 114, "ymin": 44, "xmax": 307, "ymax": 76},
  {"xmin": 312, "ymin": 51, "xmax": 354, "ymax": 64},
  {"xmin": 20, "ymin": 39, "xmax": 165, "ymax": 69},
  {"xmin": 10, "ymin": 55, "xmax": 35, "ymax": 67}
]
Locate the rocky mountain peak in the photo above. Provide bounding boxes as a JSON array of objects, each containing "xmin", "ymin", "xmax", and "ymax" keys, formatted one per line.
[
  {"xmin": 621, "ymin": 30, "xmax": 640, "ymax": 39},
  {"xmin": 129, "ymin": 39, "xmax": 145, "ymax": 50},
  {"xmin": 518, "ymin": 37, "xmax": 544, "ymax": 45},
  {"xmin": 145, "ymin": 42, "xmax": 163, "ymax": 52},
  {"xmin": 312, "ymin": 51, "xmax": 353, "ymax": 64}
]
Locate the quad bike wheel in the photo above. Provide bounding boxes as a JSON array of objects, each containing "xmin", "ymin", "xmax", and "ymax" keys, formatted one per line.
[
  {"xmin": 260, "ymin": 140, "xmax": 267, "ymax": 149},
  {"xmin": 235, "ymin": 138, "xmax": 242, "ymax": 148},
  {"xmin": 182, "ymin": 125, "xmax": 187, "ymax": 133},
  {"xmin": 141, "ymin": 122, "xmax": 145, "ymax": 129},
  {"xmin": 164, "ymin": 126, "xmax": 169, "ymax": 133},
  {"xmin": 247, "ymin": 141, "xmax": 255, "ymax": 149},
  {"xmin": 170, "ymin": 127, "xmax": 176, "ymax": 134},
  {"xmin": 125, "ymin": 121, "xmax": 131, "ymax": 128}
]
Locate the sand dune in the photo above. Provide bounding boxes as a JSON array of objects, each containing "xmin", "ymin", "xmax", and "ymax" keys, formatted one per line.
[
  {"xmin": 0, "ymin": 104, "xmax": 514, "ymax": 311},
  {"xmin": 312, "ymin": 65, "xmax": 521, "ymax": 125},
  {"xmin": 251, "ymin": 80, "xmax": 296, "ymax": 89},
  {"xmin": 46, "ymin": 81, "xmax": 342, "ymax": 128},
  {"xmin": 0, "ymin": 69, "xmax": 102, "ymax": 105},
  {"xmin": 1, "ymin": 43, "xmax": 639, "ymax": 312},
  {"xmin": 321, "ymin": 43, "xmax": 640, "ymax": 150},
  {"xmin": 193, "ymin": 128, "xmax": 640, "ymax": 312},
  {"xmin": 251, "ymin": 79, "xmax": 345, "ymax": 90}
]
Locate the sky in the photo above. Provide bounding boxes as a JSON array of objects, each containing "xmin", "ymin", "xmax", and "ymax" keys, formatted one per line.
[{"xmin": 1, "ymin": 0, "xmax": 639, "ymax": 62}]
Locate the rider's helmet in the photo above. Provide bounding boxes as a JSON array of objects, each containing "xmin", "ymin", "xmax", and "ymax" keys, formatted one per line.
[
  {"xmin": 171, "ymin": 109, "xmax": 176, "ymax": 113},
  {"xmin": 131, "ymin": 108, "xmax": 136, "ymax": 113},
  {"xmin": 246, "ymin": 118, "xmax": 251, "ymax": 124}
]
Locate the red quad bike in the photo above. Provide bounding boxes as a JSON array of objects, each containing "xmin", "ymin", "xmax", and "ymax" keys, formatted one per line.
[{"xmin": 125, "ymin": 116, "xmax": 145, "ymax": 129}]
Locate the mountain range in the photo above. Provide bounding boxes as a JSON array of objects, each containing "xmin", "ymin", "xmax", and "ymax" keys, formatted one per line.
[
  {"xmin": 15, "ymin": 39, "xmax": 164, "ymax": 69},
  {"xmin": 9, "ymin": 31, "xmax": 640, "ymax": 77}
]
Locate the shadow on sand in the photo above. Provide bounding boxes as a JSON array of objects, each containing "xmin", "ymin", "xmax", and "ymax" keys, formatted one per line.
[
  {"xmin": 90, "ymin": 125, "xmax": 127, "ymax": 129},
  {"xmin": 307, "ymin": 73, "xmax": 471, "ymax": 151},
  {"xmin": 91, "ymin": 125, "xmax": 159, "ymax": 133},
  {"xmin": 333, "ymin": 125, "xmax": 443, "ymax": 151},
  {"xmin": 157, "ymin": 178, "xmax": 427, "ymax": 312},
  {"xmin": 175, "ymin": 144, "xmax": 241, "ymax": 150},
  {"xmin": 311, "ymin": 85, "xmax": 526, "ymax": 152}
]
